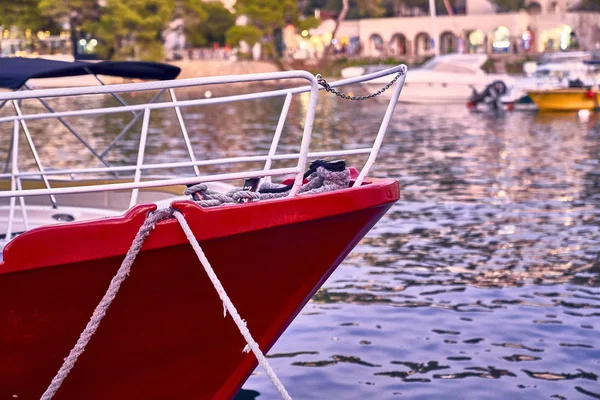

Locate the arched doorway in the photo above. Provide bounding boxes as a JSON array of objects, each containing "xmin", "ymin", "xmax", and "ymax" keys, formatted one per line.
[
  {"xmin": 541, "ymin": 24, "xmax": 574, "ymax": 51},
  {"xmin": 465, "ymin": 29, "xmax": 485, "ymax": 53},
  {"xmin": 527, "ymin": 1, "xmax": 542, "ymax": 14},
  {"xmin": 439, "ymin": 31, "xmax": 457, "ymax": 54},
  {"xmin": 560, "ymin": 25, "xmax": 574, "ymax": 50},
  {"xmin": 491, "ymin": 26, "xmax": 510, "ymax": 53},
  {"xmin": 369, "ymin": 33, "xmax": 384, "ymax": 57},
  {"xmin": 389, "ymin": 33, "xmax": 408, "ymax": 56},
  {"xmin": 414, "ymin": 32, "xmax": 432, "ymax": 56}
]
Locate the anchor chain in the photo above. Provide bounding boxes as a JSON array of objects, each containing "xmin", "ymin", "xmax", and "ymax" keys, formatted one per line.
[{"xmin": 316, "ymin": 69, "xmax": 404, "ymax": 101}]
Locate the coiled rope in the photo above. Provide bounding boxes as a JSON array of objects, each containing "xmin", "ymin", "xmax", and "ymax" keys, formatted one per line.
[{"xmin": 185, "ymin": 160, "xmax": 350, "ymax": 207}]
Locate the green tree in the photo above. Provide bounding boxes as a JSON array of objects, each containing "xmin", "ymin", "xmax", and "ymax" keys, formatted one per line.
[
  {"xmin": 93, "ymin": 0, "xmax": 175, "ymax": 60},
  {"xmin": 296, "ymin": 16, "xmax": 321, "ymax": 32},
  {"xmin": 228, "ymin": 0, "xmax": 304, "ymax": 61},
  {"xmin": 303, "ymin": 0, "xmax": 386, "ymax": 18},
  {"xmin": 321, "ymin": 0, "xmax": 392, "ymax": 59},
  {"xmin": 38, "ymin": 0, "xmax": 103, "ymax": 32},
  {"xmin": 0, "ymin": 0, "xmax": 57, "ymax": 34},
  {"xmin": 571, "ymin": 0, "xmax": 600, "ymax": 11},
  {"xmin": 173, "ymin": 0, "xmax": 208, "ymax": 47},
  {"xmin": 195, "ymin": 2, "xmax": 236, "ymax": 46},
  {"xmin": 487, "ymin": 0, "xmax": 525, "ymax": 12},
  {"xmin": 381, "ymin": 0, "xmax": 461, "ymax": 16},
  {"xmin": 322, "ymin": 0, "xmax": 348, "ymax": 60},
  {"xmin": 226, "ymin": 25, "xmax": 263, "ymax": 48},
  {"xmin": 38, "ymin": 0, "xmax": 106, "ymax": 59},
  {"xmin": 37, "ymin": 0, "xmax": 208, "ymax": 61}
]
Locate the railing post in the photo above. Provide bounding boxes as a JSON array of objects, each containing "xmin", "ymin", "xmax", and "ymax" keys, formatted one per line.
[
  {"xmin": 169, "ymin": 88, "xmax": 199, "ymax": 176},
  {"xmin": 289, "ymin": 80, "xmax": 319, "ymax": 196},
  {"xmin": 129, "ymin": 108, "xmax": 151, "ymax": 208},
  {"xmin": 12, "ymin": 100, "xmax": 58, "ymax": 208},
  {"xmin": 5, "ymin": 120, "xmax": 20, "ymax": 241},
  {"xmin": 354, "ymin": 66, "xmax": 406, "ymax": 187},
  {"xmin": 263, "ymin": 92, "xmax": 292, "ymax": 184}
]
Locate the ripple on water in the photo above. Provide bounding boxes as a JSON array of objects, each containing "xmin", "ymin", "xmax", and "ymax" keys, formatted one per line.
[
  {"xmin": 4, "ymin": 91, "xmax": 598, "ymax": 399},
  {"xmin": 239, "ymin": 103, "xmax": 600, "ymax": 399}
]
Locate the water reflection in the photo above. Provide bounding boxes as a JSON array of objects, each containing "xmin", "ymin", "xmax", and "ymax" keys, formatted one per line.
[
  {"xmin": 2, "ymin": 89, "xmax": 600, "ymax": 399},
  {"xmin": 239, "ymin": 103, "xmax": 600, "ymax": 399}
]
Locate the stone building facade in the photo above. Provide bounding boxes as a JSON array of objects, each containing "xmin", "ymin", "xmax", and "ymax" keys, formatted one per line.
[{"xmin": 291, "ymin": 0, "xmax": 599, "ymax": 60}]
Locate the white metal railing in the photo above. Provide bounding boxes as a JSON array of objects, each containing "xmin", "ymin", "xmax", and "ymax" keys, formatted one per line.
[{"xmin": 0, "ymin": 64, "xmax": 407, "ymax": 241}]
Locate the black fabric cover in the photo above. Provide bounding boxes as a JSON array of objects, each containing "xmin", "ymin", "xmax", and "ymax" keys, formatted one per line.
[{"xmin": 0, "ymin": 57, "xmax": 181, "ymax": 90}]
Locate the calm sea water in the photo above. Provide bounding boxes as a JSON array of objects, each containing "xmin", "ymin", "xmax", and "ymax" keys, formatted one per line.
[{"xmin": 2, "ymin": 84, "xmax": 599, "ymax": 399}]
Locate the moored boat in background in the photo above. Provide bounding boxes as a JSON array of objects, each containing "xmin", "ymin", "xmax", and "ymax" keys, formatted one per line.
[
  {"xmin": 500, "ymin": 58, "xmax": 600, "ymax": 109},
  {"xmin": 361, "ymin": 54, "xmax": 513, "ymax": 104},
  {"xmin": 528, "ymin": 87, "xmax": 600, "ymax": 111},
  {"xmin": 526, "ymin": 59, "xmax": 600, "ymax": 112}
]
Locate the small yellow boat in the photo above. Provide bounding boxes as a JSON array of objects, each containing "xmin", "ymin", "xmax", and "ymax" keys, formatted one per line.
[{"xmin": 528, "ymin": 88, "xmax": 600, "ymax": 111}]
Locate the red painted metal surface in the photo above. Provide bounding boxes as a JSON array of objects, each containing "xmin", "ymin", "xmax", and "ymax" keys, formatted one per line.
[{"xmin": 0, "ymin": 178, "xmax": 399, "ymax": 399}]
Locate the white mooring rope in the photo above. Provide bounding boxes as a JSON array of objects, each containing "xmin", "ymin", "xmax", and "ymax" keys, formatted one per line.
[
  {"xmin": 41, "ymin": 208, "xmax": 291, "ymax": 400},
  {"xmin": 173, "ymin": 211, "xmax": 292, "ymax": 400}
]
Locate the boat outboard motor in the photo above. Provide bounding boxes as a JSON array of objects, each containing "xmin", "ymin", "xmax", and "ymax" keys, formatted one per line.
[
  {"xmin": 468, "ymin": 80, "xmax": 508, "ymax": 111},
  {"xmin": 568, "ymin": 78, "xmax": 585, "ymax": 88}
]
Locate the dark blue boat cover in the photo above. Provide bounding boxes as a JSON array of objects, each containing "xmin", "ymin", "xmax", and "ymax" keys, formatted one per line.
[{"xmin": 0, "ymin": 57, "xmax": 181, "ymax": 90}]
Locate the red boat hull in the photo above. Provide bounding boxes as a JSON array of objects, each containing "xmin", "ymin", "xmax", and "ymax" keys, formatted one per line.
[{"xmin": 0, "ymin": 178, "xmax": 399, "ymax": 399}]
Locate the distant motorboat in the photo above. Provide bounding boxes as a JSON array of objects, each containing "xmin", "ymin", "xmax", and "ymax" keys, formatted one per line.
[
  {"xmin": 340, "ymin": 65, "xmax": 391, "ymax": 79},
  {"xmin": 537, "ymin": 50, "xmax": 594, "ymax": 64},
  {"xmin": 358, "ymin": 54, "xmax": 514, "ymax": 104},
  {"xmin": 344, "ymin": 0, "xmax": 513, "ymax": 105},
  {"xmin": 528, "ymin": 87, "xmax": 600, "ymax": 111},
  {"xmin": 501, "ymin": 59, "xmax": 600, "ymax": 108}
]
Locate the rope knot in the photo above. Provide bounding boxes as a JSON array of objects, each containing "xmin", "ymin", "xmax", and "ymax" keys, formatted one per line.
[
  {"xmin": 232, "ymin": 191, "xmax": 260, "ymax": 203},
  {"xmin": 185, "ymin": 183, "xmax": 208, "ymax": 200}
]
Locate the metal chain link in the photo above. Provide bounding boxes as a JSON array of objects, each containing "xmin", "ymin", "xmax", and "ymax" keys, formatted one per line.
[{"xmin": 316, "ymin": 69, "xmax": 404, "ymax": 101}]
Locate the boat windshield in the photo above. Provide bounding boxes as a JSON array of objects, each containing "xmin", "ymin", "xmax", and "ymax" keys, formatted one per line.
[
  {"xmin": 533, "ymin": 69, "xmax": 567, "ymax": 79},
  {"xmin": 534, "ymin": 62, "xmax": 598, "ymax": 80},
  {"xmin": 419, "ymin": 56, "xmax": 484, "ymax": 74}
]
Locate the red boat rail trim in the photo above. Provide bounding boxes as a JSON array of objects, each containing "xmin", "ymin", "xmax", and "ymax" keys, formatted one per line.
[
  {"xmin": 0, "ymin": 179, "xmax": 398, "ymax": 399},
  {"xmin": 0, "ymin": 178, "xmax": 399, "ymax": 274}
]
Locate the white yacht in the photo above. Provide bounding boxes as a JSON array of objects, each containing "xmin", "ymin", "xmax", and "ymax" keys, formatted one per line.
[
  {"xmin": 341, "ymin": 65, "xmax": 389, "ymax": 79},
  {"xmin": 357, "ymin": 54, "xmax": 514, "ymax": 104}
]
